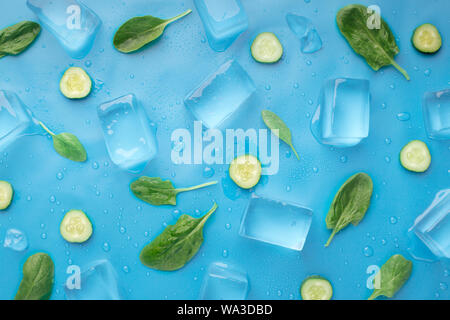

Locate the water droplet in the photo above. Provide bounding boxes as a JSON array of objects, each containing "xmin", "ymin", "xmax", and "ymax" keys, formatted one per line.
[
  {"xmin": 380, "ymin": 103, "xmax": 387, "ymax": 109},
  {"xmin": 439, "ymin": 282, "xmax": 448, "ymax": 290},
  {"xmin": 385, "ymin": 138, "xmax": 392, "ymax": 145},
  {"xmin": 363, "ymin": 246, "xmax": 374, "ymax": 257},
  {"xmin": 384, "ymin": 156, "xmax": 391, "ymax": 163},
  {"xmin": 122, "ymin": 265, "xmax": 129, "ymax": 273},
  {"xmin": 92, "ymin": 161, "xmax": 99, "ymax": 170},
  {"xmin": 102, "ymin": 242, "xmax": 110, "ymax": 252},
  {"xmin": 286, "ymin": 185, "xmax": 292, "ymax": 192},
  {"xmin": 203, "ymin": 166, "xmax": 215, "ymax": 178},
  {"xmin": 265, "ymin": 84, "xmax": 271, "ymax": 91},
  {"xmin": 390, "ymin": 216, "xmax": 398, "ymax": 224},
  {"xmin": 312, "ymin": 167, "xmax": 319, "ymax": 173},
  {"xmin": 40, "ymin": 233, "xmax": 47, "ymax": 240},
  {"xmin": 49, "ymin": 195, "xmax": 56, "ymax": 203},
  {"xmin": 119, "ymin": 226, "xmax": 126, "ymax": 234},
  {"xmin": 225, "ymin": 223, "xmax": 231, "ymax": 230},
  {"xmin": 389, "ymin": 84, "xmax": 395, "ymax": 89},
  {"xmin": 84, "ymin": 60, "xmax": 92, "ymax": 68},
  {"xmin": 222, "ymin": 249, "xmax": 229, "ymax": 258},
  {"xmin": 293, "ymin": 82, "xmax": 299, "ymax": 89},
  {"xmin": 56, "ymin": 172, "xmax": 64, "ymax": 180},
  {"xmin": 340, "ymin": 155, "xmax": 348, "ymax": 163},
  {"xmin": 396, "ymin": 112, "xmax": 411, "ymax": 121},
  {"xmin": 424, "ymin": 69, "xmax": 431, "ymax": 77},
  {"xmin": 306, "ymin": 60, "xmax": 312, "ymax": 65}
]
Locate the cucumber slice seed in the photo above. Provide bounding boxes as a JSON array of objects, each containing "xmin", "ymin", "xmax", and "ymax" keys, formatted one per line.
[
  {"xmin": 60, "ymin": 210, "xmax": 93, "ymax": 243},
  {"xmin": 400, "ymin": 140, "xmax": 431, "ymax": 173},
  {"xmin": 251, "ymin": 32, "xmax": 283, "ymax": 63},
  {"xmin": 229, "ymin": 155, "xmax": 262, "ymax": 189},
  {"xmin": 0, "ymin": 181, "xmax": 13, "ymax": 210},
  {"xmin": 300, "ymin": 275, "xmax": 333, "ymax": 300},
  {"xmin": 412, "ymin": 24, "xmax": 442, "ymax": 53},
  {"xmin": 60, "ymin": 67, "xmax": 92, "ymax": 99}
]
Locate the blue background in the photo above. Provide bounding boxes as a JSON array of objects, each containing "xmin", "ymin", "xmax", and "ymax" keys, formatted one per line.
[{"xmin": 0, "ymin": 0, "xmax": 449, "ymax": 300}]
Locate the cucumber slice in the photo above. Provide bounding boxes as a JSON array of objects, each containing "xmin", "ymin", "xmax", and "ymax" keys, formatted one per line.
[
  {"xmin": 60, "ymin": 67, "xmax": 92, "ymax": 99},
  {"xmin": 229, "ymin": 155, "xmax": 262, "ymax": 189},
  {"xmin": 60, "ymin": 210, "xmax": 93, "ymax": 243},
  {"xmin": 400, "ymin": 140, "xmax": 431, "ymax": 173},
  {"xmin": 251, "ymin": 32, "xmax": 283, "ymax": 63},
  {"xmin": 0, "ymin": 181, "xmax": 13, "ymax": 210},
  {"xmin": 412, "ymin": 24, "xmax": 442, "ymax": 53},
  {"xmin": 300, "ymin": 275, "xmax": 333, "ymax": 300}
]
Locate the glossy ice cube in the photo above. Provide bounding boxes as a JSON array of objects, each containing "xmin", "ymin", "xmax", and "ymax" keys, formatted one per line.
[
  {"xmin": 409, "ymin": 190, "xmax": 450, "ymax": 260},
  {"xmin": 422, "ymin": 89, "xmax": 450, "ymax": 140},
  {"xmin": 286, "ymin": 14, "xmax": 322, "ymax": 53},
  {"xmin": 311, "ymin": 78, "xmax": 370, "ymax": 147},
  {"xmin": 239, "ymin": 194, "xmax": 313, "ymax": 251},
  {"xmin": 199, "ymin": 262, "xmax": 248, "ymax": 300},
  {"xmin": 27, "ymin": 0, "xmax": 101, "ymax": 59},
  {"xmin": 65, "ymin": 260, "xmax": 121, "ymax": 300},
  {"xmin": 0, "ymin": 90, "xmax": 37, "ymax": 151},
  {"xmin": 3, "ymin": 229, "xmax": 28, "ymax": 252},
  {"xmin": 194, "ymin": 0, "xmax": 248, "ymax": 52},
  {"xmin": 97, "ymin": 94, "xmax": 158, "ymax": 173},
  {"xmin": 184, "ymin": 60, "xmax": 255, "ymax": 128}
]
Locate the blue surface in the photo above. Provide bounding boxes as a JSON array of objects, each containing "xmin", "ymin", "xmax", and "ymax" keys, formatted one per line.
[{"xmin": 0, "ymin": 0, "xmax": 449, "ymax": 300}]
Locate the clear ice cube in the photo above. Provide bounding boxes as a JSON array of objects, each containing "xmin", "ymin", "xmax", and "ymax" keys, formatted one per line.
[
  {"xmin": 311, "ymin": 78, "xmax": 370, "ymax": 147},
  {"xmin": 286, "ymin": 14, "xmax": 322, "ymax": 53},
  {"xmin": 27, "ymin": 0, "xmax": 101, "ymax": 59},
  {"xmin": 0, "ymin": 90, "xmax": 37, "ymax": 151},
  {"xmin": 409, "ymin": 189, "xmax": 450, "ymax": 259},
  {"xmin": 65, "ymin": 260, "xmax": 121, "ymax": 300},
  {"xmin": 194, "ymin": 0, "xmax": 248, "ymax": 52},
  {"xmin": 422, "ymin": 89, "xmax": 450, "ymax": 140},
  {"xmin": 239, "ymin": 194, "xmax": 313, "ymax": 251},
  {"xmin": 3, "ymin": 229, "xmax": 28, "ymax": 252},
  {"xmin": 97, "ymin": 94, "xmax": 158, "ymax": 173},
  {"xmin": 199, "ymin": 262, "xmax": 248, "ymax": 300},
  {"xmin": 184, "ymin": 60, "xmax": 255, "ymax": 128}
]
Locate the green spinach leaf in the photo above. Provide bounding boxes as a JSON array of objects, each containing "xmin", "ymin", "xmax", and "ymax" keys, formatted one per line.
[
  {"xmin": 113, "ymin": 9, "xmax": 192, "ymax": 53},
  {"xmin": 0, "ymin": 21, "xmax": 40, "ymax": 58},
  {"xmin": 262, "ymin": 110, "xmax": 300, "ymax": 160},
  {"xmin": 336, "ymin": 4, "xmax": 410, "ymax": 80},
  {"xmin": 140, "ymin": 203, "xmax": 218, "ymax": 271},
  {"xmin": 368, "ymin": 254, "xmax": 412, "ymax": 300},
  {"xmin": 325, "ymin": 172, "xmax": 373, "ymax": 247},
  {"xmin": 39, "ymin": 121, "xmax": 87, "ymax": 162},
  {"xmin": 15, "ymin": 253, "xmax": 54, "ymax": 300},
  {"xmin": 130, "ymin": 176, "xmax": 217, "ymax": 206}
]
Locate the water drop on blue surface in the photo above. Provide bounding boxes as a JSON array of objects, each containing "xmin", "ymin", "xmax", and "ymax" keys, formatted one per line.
[
  {"xmin": 363, "ymin": 246, "xmax": 374, "ymax": 257},
  {"xmin": 396, "ymin": 112, "xmax": 411, "ymax": 121},
  {"xmin": 203, "ymin": 166, "xmax": 215, "ymax": 178}
]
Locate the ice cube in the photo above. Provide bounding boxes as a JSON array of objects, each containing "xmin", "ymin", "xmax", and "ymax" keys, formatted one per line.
[
  {"xmin": 97, "ymin": 94, "xmax": 158, "ymax": 173},
  {"xmin": 286, "ymin": 14, "xmax": 322, "ymax": 53},
  {"xmin": 3, "ymin": 229, "xmax": 28, "ymax": 252},
  {"xmin": 239, "ymin": 194, "xmax": 313, "ymax": 251},
  {"xmin": 194, "ymin": 0, "xmax": 248, "ymax": 52},
  {"xmin": 184, "ymin": 60, "xmax": 255, "ymax": 128},
  {"xmin": 199, "ymin": 262, "xmax": 248, "ymax": 300},
  {"xmin": 65, "ymin": 260, "xmax": 121, "ymax": 300},
  {"xmin": 0, "ymin": 90, "xmax": 37, "ymax": 151},
  {"xmin": 311, "ymin": 78, "xmax": 370, "ymax": 147},
  {"xmin": 422, "ymin": 89, "xmax": 450, "ymax": 140},
  {"xmin": 409, "ymin": 189, "xmax": 450, "ymax": 259},
  {"xmin": 27, "ymin": 0, "xmax": 101, "ymax": 59}
]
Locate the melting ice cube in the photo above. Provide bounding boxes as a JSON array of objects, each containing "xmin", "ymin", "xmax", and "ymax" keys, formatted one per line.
[
  {"xmin": 286, "ymin": 13, "xmax": 322, "ymax": 53},
  {"xmin": 65, "ymin": 260, "xmax": 121, "ymax": 300},
  {"xmin": 422, "ymin": 89, "xmax": 450, "ymax": 140},
  {"xmin": 97, "ymin": 94, "xmax": 158, "ymax": 173},
  {"xmin": 184, "ymin": 60, "xmax": 255, "ymax": 128},
  {"xmin": 409, "ymin": 189, "xmax": 450, "ymax": 260},
  {"xmin": 199, "ymin": 262, "xmax": 248, "ymax": 300},
  {"xmin": 27, "ymin": 0, "xmax": 101, "ymax": 59},
  {"xmin": 3, "ymin": 229, "xmax": 28, "ymax": 252},
  {"xmin": 194, "ymin": 0, "xmax": 248, "ymax": 52},
  {"xmin": 239, "ymin": 194, "xmax": 313, "ymax": 251},
  {"xmin": 311, "ymin": 78, "xmax": 370, "ymax": 147},
  {"xmin": 0, "ymin": 90, "xmax": 38, "ymax": 151}
]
